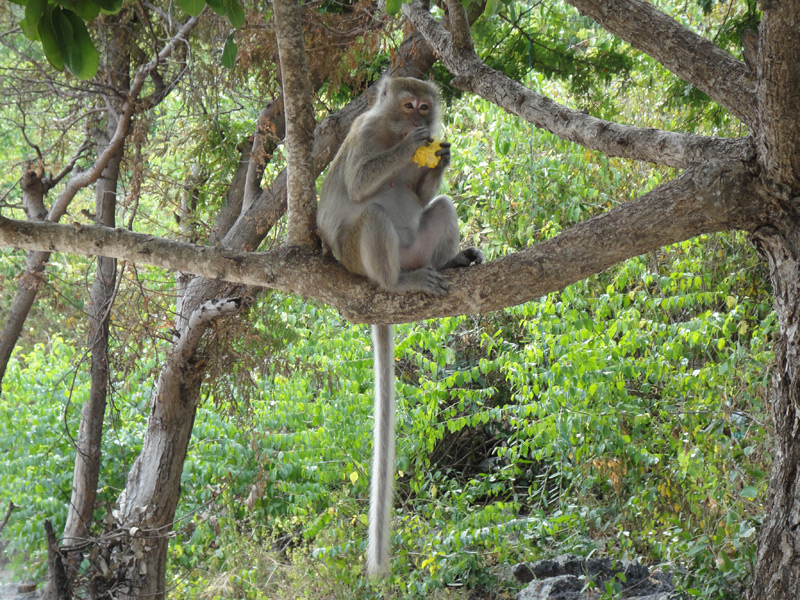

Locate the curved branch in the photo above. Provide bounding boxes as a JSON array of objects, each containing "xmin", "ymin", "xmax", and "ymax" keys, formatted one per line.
[
  {"xmin": 0, "ymin": 160, "xmax": 762, "ymax": 324},
  {"xmin": 563, "ymin": 0, "xmax": 757, "ymax": 127},
  {"xmin": 404, "ymin": 1, "xmax": 753, "ymax": 169}
]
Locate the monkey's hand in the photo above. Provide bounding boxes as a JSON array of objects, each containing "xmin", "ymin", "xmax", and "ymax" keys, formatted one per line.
[
  {"xmin": 434, "ymin": 142, "xmax": 451, "ymax": 170},
  {"xmin": 405, "ymin": 126, "xmax": 434, "ymax": 152}
]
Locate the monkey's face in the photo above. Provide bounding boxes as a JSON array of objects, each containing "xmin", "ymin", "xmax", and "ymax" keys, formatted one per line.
[{"xmin": 397, "ymin": 91, "xmax": 433, "ymax": 129}]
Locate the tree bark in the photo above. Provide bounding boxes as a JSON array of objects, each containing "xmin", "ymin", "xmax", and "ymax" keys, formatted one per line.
[
  {"xmin": 0, "ymin": 164, "xmax": 51, "ymax": 387},
  {"xmin": 273, "ymin": 0, "xmax": 318, "ymax": 248},
  {"xmin": 562, "ymin": 0, "xmax": 757, "ymax": 126},
  {"xmin": 408, "ymin": 0, "xmax": 753, "ymax": 169},
  {"xmin": 746, "ymin": 1, "xmax": 800, "ymax": 598},
  {"xmin": 750, "ymin": 222, "xmax": 800, "ymax": 600},
  {"xmin": 0, "ymin": 158, "xmax": 765, "ymax": 325}
]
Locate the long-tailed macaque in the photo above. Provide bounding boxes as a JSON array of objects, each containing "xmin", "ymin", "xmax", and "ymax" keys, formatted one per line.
[{"xmin": 318, "ymin": 77, "xmax": 482, "ymax": 577}]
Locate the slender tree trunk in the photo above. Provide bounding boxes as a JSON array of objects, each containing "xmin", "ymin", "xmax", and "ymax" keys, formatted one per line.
[
  {"xmin": 0, "ymin": 250, "xmax": 51, "ymax": 384},
  {"xmin": 114, "ymin": 295, "xmax": 239, "ymax": 599},
  {"xmin": 0, "ymin": 163, "xmax": 50, "ymax": 386},
  {"xmin": 54, "ymin": 21, "xmax": 130, "ymax": 598}
]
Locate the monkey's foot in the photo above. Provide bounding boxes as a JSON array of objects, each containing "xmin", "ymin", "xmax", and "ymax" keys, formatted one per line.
[
  {"xmin": 395, "ymin": 267, "xmax": 449, "ymax": 296},
  {"xmin": 443, "ymin": 247, "xmax": 483, "ymax": 269}
]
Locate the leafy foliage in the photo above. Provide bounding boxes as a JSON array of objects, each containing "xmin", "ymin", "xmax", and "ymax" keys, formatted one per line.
[{"xmin": 0, "ymin": 1, "xmax": 774, "ymax": 599}]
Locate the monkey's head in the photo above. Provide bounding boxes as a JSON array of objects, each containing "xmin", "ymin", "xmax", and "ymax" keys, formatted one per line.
[{"xmin": 376, "ymin": 77, "xmax": 442, "ymax": 139}]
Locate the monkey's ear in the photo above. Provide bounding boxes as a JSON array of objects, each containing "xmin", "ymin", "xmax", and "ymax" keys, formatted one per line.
[{"xmin": 377, "ymin": 76, "xmax": 392, "ymax": 98}]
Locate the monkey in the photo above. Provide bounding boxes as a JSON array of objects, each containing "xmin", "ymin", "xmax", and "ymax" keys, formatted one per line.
[{"xmin": 317, "ymin": 76, "xmax": 482, "ymax": 577}]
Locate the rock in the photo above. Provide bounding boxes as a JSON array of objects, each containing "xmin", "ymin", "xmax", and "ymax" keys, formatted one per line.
[
  {"xmin": 512, "ymin": 562, "xmax": 535, "ymax": 583},
  {"xmin": 515, "ymin": 575, "xmax": 583, "ymax": 600},
  {"xmin": 514, "ymin": 554, "xmax": 683, "ymax": 600}
]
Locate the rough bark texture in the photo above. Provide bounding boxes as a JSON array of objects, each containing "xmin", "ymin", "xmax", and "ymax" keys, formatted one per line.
[
  {"xmin": 755, "ymin": 0, "xmax": 800, "ymax": 191},
  {"xmin": 273, "ymin": 1, "xmax": 318, "ymax": 248},
  {"xmin": 746, "ymin": 1, "xmax": 800, "ymax": 598},
  {"xmin": 751, "ymin": 223, "xmax": 800, "ymax": 600},
  {"xmin": 0, "ymin": 165, "xmax": 52, "ymax": 386},
  {"xmin": 409, "ymin": 0, "xmax": 753, "ymax": 169}
]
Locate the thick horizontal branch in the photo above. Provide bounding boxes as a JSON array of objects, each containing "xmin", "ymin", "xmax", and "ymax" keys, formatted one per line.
[
  {"xmin": 403, "ymin": 1, "xmax": 753, "ymax": 169},
  {"xmin": 0, "ymin": 161, "xmax": 761, "ymax": 324},
  {"xmin": 564, "ymin": 0, "xmax": 757, "ymax": 127}
]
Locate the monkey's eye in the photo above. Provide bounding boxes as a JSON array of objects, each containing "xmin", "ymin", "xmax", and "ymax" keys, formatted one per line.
[
  {"xmin": 419, "ymin": 103, "xmax": 430, "ymax": 113},
  {"xmin": 404, "ymin": 102, "xmax": 414, "ymax": 110}
]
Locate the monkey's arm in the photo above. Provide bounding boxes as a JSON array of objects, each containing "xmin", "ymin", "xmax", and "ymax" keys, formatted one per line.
[
  {"xmin": 347, "ymin": 126, "xmax": 433, "ymax": 203},
  {"xmin": 415, "ymin": 143, "xmax": 450, "ymax": 203}
]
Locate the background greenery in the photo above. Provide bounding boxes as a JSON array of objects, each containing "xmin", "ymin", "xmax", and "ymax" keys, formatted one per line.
[{"xmin": 0, "ymin": 1, "xmax": 769, "ymax": 598}]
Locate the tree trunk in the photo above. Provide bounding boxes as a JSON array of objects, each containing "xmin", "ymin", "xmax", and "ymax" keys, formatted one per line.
[
  {"xmin": 747, "ymin": 0, "xmax": 800, "ymax": 596},
  {"xmin": 112, "ymin": 295, "xmax": 239, "ymax": 599},
  {"xmin": 58, "ymin": 131, "xmax": 124, "ymax": 590},
  {"xmin": 749, "ymin": 221, "xmax": 800, "ymax": 600}
]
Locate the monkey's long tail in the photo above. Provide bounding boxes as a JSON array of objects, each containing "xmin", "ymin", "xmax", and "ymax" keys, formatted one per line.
[{"xmin": 367, "ymin": 323, "xmax": 396, "ymax": 578}]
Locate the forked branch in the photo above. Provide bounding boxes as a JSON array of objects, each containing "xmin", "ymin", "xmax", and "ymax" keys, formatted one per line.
[
  {"xmin": 403, "ymin": 1, "xmax": 753, "ymax": 169},
  {"xmin": 563, "ymin": 0, "xmax": 757, "ymax": 126}
]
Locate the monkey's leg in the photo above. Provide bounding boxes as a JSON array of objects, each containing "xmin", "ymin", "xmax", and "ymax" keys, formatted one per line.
[
  {"xmin": 414, "ymin": 195, "xmax": 483, "ymax": 270},
  {"xmin": 368, "ymin": 323, "xmax": 395, "ymax": 577},
  {"xmin": 403, "ymin": 195, "xmax": 465, "ymax": 270},
  {"xmin": 359, "ymin": 205, "xmax": 449, "ymax": 295}
]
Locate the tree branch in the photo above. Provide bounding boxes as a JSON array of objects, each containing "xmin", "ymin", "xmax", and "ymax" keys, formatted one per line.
[
  {"xmin": 562, "ymin": 0, "xmax": 757, "ymax": 126},
  {"xmin": 404, "ymin": 1, "xmax": 753, "ymax": 169},
  {"xmin": 0, "ymin": 160, "xmax": 762, "ymax": 324}
]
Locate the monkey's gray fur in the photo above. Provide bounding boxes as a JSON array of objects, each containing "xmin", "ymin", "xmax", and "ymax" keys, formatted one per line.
[{"xmin": 318, "ymin": 76, "xmax": 482, "ymax": 577}]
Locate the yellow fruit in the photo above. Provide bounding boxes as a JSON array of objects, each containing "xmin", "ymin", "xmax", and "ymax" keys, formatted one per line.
[{"xmin": 412, "ymin": 139, "xmax": 442, "ymax": 168}]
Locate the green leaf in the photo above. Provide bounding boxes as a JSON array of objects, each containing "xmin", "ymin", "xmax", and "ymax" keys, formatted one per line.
[
  {"xmin": 95, "ymin": 0, "xmax": 124, "ymax": 13},
  {"xmin": 70, "ymin": 0, "xmax": 101, "ymax": 21},
  {"xmin": 224, "ymin": 0, "xmax": 244, "ymax": 28},
  {"xmin": 177, "ymin": 0, "xmax": 206, "ymax": 17},
  {"xmin": 206, "ymin": 0, "xmax": 226, "ymax": 15},
  {"xmin": 221, "ymin": 32, "xmax": 237, "ymax": 69},
  {"xmin": 21, "ymin": 0, "xmax": 46, "ymax": 40},
  {"xmin": 739, "ymin": 486, "xmax": 758, "ymax": 500},
  {"xmin": 484, "ymin": 0, "xmax": 500, "ymax": 16},
  {"xmin": 52, "ymin": 8, "xmax": 83, "ymax": 76},
  {"xmin": 63, "ymin": 9, "xmax": 98, "ymax": 79},
  {"xmin": 38, "ymin": 6, "xmax": 64, "ymax": 71},
  {"xmin": 384, "ymin": 0, "xmax": 402, "ymax": 16}
]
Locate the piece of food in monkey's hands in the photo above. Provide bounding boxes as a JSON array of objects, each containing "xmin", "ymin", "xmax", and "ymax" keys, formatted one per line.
[{"xmin": 412, "ymin": 139, "xmax": 443, "ymax": 168}]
